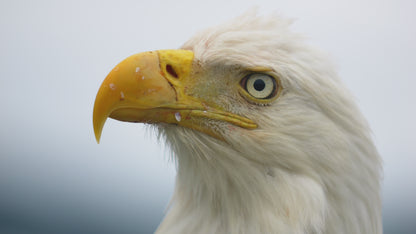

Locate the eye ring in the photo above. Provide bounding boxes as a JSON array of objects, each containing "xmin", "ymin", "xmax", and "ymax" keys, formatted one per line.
[{"xmin": 240, "ymin": 73, "xmax": 278, "ymax": 100}]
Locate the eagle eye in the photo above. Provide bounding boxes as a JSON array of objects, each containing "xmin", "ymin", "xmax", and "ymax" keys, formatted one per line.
[{"xmin": 241, "ymin": 73, "xmax": 277, "ymax": 100}]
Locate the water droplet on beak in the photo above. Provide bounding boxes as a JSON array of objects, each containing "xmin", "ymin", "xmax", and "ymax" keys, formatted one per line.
[{"xmin": 175, "ymin": 112, "xmax": 181, "ymax": 122}]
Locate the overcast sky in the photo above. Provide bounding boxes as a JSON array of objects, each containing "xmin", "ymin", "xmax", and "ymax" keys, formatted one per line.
[{"xmin": 0, "ymin": 0, "xmax": 415, "ymax": 233}]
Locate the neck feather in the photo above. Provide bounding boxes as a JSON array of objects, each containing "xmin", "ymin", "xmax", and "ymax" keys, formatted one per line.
[
  {"xmin": 155, "ymin": 125, "xmax": 382, "ymax": 234},
  {"xmin": 156, "ymin": 128, "xmax": 327, "ymax": 234}
]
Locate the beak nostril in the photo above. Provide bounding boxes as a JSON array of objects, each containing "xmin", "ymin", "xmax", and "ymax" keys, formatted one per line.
[{"xmin": 166, "ymin": 64, "xmax": 179, "ymax": 78}]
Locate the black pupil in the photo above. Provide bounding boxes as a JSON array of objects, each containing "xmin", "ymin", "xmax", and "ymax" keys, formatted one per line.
[{"xmin": 253, "ymin": 79, "xmax": 266, "ymax": 91}]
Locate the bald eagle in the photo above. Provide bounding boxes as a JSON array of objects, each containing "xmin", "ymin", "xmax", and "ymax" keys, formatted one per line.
[{"xmin": 93, "ymin": 12, "xmax": 382, "ymax": 234}]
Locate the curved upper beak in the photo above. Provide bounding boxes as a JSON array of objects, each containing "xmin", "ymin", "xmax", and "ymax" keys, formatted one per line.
[{"xmin": 93, "ymin": 50, "xmax": 257, "ymax": 143}]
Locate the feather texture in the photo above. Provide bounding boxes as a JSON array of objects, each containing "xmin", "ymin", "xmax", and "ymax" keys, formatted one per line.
[{"xmin": 155, "ymin": 11, "xmax": 382, "ymax": 234}]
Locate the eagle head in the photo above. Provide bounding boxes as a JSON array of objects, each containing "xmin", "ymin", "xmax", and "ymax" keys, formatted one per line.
[{"xmin": 93, "ymin": 12, "xmax": 382, "ymax": 234}]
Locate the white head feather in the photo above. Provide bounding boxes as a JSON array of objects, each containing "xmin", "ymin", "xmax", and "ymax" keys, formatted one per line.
[{"xmin": 155, "ymin": 11, "xmax": 382, "ymax": 234}]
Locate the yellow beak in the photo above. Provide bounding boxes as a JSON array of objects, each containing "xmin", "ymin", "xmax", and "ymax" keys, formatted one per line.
[{"xmin": 93, "ymin": 50, "xmax": 257, "ymax": 143}]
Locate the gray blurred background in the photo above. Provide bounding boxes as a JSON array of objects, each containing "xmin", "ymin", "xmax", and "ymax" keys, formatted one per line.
[{"xmin": 0, "ymin": 0, "xmax": 415, "ymax": 233}]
